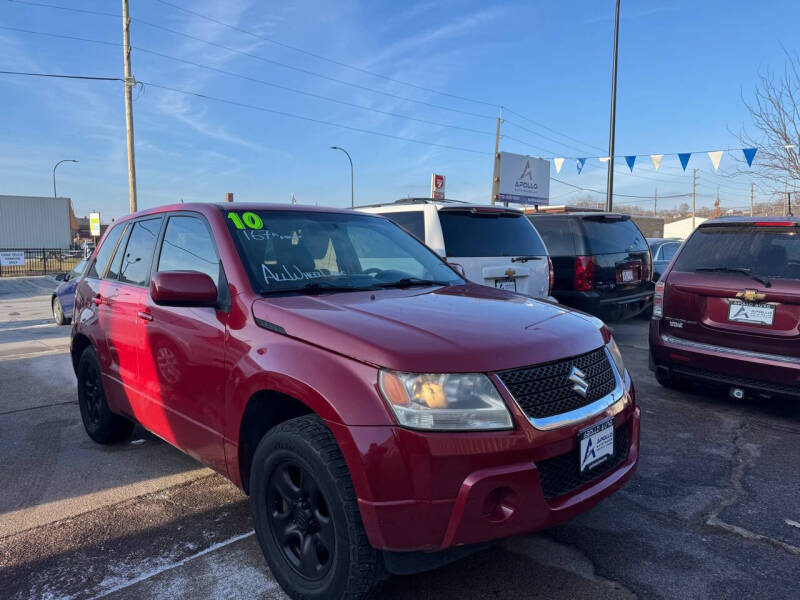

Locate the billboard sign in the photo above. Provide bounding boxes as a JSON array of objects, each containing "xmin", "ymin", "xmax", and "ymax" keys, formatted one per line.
[
  {"xmin": 430, "ymin": 173, "xmax": 446, "ymax": 199},
  {"xmin": 0, "ymin": 251, "xmax": 25, "ymax": 266},
  {"xmin": 89, "ymin": 212, "xmax": 101, "ymax": 237},
  {"xmin": 498, "ymin": 153, "xmax": 550, "ymax": 205}
]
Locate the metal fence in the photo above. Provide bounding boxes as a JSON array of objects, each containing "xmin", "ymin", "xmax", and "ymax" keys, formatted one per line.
[{"xmin": 0, "ymin": 248, "xmax": 85, "ymax": 277}]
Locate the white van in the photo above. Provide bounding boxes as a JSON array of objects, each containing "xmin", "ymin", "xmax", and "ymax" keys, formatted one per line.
[{"xmin": 358, "ymin": 198, "xmax": 554, "ymax": 299}]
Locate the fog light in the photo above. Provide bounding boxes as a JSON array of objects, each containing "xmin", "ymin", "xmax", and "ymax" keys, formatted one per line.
[{"xmin": 482, "ymin": 487, "xmax": 517, "ymax": 523}]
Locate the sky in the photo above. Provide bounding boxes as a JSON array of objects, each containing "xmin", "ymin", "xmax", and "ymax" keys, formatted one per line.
[{"xmin": 0, "ymin": 0, "xmax": 798, "ymax": 222}]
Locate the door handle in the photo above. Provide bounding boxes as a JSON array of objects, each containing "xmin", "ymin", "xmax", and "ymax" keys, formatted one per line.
[{"xmin": 137, "ymin": 311, "xmax": 153, "ymax": 322}]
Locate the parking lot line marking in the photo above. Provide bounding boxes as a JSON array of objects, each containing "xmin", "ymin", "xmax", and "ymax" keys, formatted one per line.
[
  {"xmin": 0, "ymin": 400, "xmax": 75, "ymax": 417},
  {"xmin": 86, "ymin": 530, "xmax": 256, "ymax": 599},
  {"xmin": 785, "ymin": 519, "xmax": 800, "ymax": 530},
  {"xmin": 707, "ymin": 516, "xmax": 800, "ymax": 557}
]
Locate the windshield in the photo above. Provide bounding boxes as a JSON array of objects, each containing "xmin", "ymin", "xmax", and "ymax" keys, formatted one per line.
[
  {"xmin": 225, "ymin": 209, "xmax": 464, "ymax": 294},
  {"xmin": 672, "ymin": 225, "xmax": 800, "ymax": 279},
  {"xmin": 438, "ymin": 210, "xmax": 548, "ymax": 257}
]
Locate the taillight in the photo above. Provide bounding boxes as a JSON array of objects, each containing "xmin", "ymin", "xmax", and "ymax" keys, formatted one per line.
[
  {"xmin": 574, "ymin": 256, "xmax": 594, "ymax": 291},
  {"xmin": 653, "ymin": 280, "xmax": 665, "ymax": 318},
  {"xmin": 547, "ymin": 256, "xmax": 554, "ymax": 296}
]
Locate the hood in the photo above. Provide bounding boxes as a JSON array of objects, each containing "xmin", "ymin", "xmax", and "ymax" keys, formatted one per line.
[{"xmin": 252, "ymin": 284, "xmax": 606, "ymax": 373}]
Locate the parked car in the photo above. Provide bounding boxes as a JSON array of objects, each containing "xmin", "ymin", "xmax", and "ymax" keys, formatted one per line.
[
  {"xmin": 528, "ymin": 212, "xmax": 654, "ymax": 320},
  {"xmin": 650, "ymin": 216, "xmax": 800, "ymax": 399},
  {"xmin": 358, "ymin": 198, "xmax": 554, "ymax": 299},
  {"xmin": 72, "ymin": 203, "xmax": 639, "ymax": 600},
  {"xmin": 51, "ymin": 258, "xmax": 88, "ymax": 325},
  {"xmin": 647, "ymin": 237, "xmax": 682, "ymax": 281}
]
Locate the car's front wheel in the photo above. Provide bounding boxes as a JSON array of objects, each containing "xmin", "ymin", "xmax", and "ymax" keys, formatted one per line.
[
  {"xmin": 77, "ymin": 347, "xmax": 134, "ymax": 443},
  {"xmin": 250, "ymin": 415, "xmax": 386, "ymax": 600},
  {"xmin": 52, "ymin": 297, "xmax": 69, "ymax": 326}
]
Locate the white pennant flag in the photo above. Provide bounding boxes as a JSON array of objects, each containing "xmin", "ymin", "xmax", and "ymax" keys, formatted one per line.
[
  {"xmin": 708, "ymin": 150, "xmax": 723, "ymax": 170},
  {"xmin": 650, "ymin": 154, "xmax": 663, "ymax": 171},
  {"xmin": 599, "ymin": 156, "xmax": 611, "ymax": 163},
  {"xmin": 553, "ymin": 157, "xmax": 564, "ymax": 173}
]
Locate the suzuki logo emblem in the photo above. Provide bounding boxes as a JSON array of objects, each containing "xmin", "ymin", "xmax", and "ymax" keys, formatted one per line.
[{"xmin": 568, "ymin": 366, "xmax": 590, "ymax": 397}]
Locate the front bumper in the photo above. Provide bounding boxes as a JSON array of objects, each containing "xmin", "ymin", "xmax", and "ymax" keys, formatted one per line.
[{"xmin": 331, "ymin": 390, "xmax": 640, "ymax": 552}]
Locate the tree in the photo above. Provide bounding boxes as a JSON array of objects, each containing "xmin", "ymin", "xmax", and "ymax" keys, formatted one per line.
[{"xmin": 738, "ymin": 50, "xmax": 800, "ymax": 193}]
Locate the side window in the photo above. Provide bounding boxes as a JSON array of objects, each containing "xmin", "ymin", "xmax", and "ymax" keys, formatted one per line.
[
  {"xmin": 660, "ymin": 243, "xmax": 680, "ymax": 262},
  {"xmin": 87, "ymin": 223, "xmax": 124, "ymax": 279},
  {"xmin": 105, "ymin": 223, "xmax": 130, "ymax": 280},
  {"xmin": 119, "ymin": 218, "xmax": 162, "ymax": 286},
  {"xmin": 157, "ymin": 216, "xmax": 220, "ymax": 285},
  {"xmin": 379, "ymin": 211, "xmax": 425, "ymax": 241}
]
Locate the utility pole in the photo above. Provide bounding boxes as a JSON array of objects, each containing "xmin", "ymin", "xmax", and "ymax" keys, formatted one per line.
[
  {"xmin": 692, "ymin": 168, "xmax": 697, "ymax": 231},
  {"xmin": 605, "ymin": 0, "xmax": 621, "ymax": 212},
  {"xmin": 653, "ymin": 188, "xmax": 657, "ymax": 216},
  {"xmin": 122, "ymin": 0, "xmax": 137, "ymax": 213},
  {"xmin": 785, "ymin": 179, "xmax": 789, "ymax": 216},
  {"xmin": 491, "ymin": 116, "xmax": 502, "ymax": 205},
  {"xmin": 750, "ymin": 183, "xmax": 754, "ymax": 216}
]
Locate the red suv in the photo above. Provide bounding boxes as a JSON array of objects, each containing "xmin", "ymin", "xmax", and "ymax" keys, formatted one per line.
[
  {"xmin": 72, "ymin": 203, "xmax": 640, "ymax": 599},
  {"xmin": 650, "ymin": 216, "xmax": 800, "ymax": 398}
]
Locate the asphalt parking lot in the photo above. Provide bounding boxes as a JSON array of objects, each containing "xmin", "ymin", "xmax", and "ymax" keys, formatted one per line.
[{"xmin": 1, "ymin": 276, "xmax": 798, "ymax": 599}]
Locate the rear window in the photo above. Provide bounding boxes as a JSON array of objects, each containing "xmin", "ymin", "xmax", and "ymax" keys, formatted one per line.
[
  {"xmin": 438, "ymin": 210, "xmax": 547, "ymax": 257},
  {"xmin": 672, "ymin": 225, "xmax": 800, "ymax": 279},
  {"xmin": 580, "ymin": 217, "xmax": 649, "ymax": 254},
  {"xmin": 528, "ymin": 217, "xmax": 579, "ymax": 255},
  {"xmin": 377, "ymin": 211, "xmax": 425, "ymax": 241}
]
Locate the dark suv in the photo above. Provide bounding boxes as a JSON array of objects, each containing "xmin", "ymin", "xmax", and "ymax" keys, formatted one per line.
[
  {"xmin": 650, "ymin": 216, "xmax": 800, "ymax": 398},
  {"xmin": 528, "ymin": 213, "xmax": 653, "ymax": 320}
]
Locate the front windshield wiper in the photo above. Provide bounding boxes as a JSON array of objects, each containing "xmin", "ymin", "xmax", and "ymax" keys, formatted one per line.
[
  {"xmin": 374, "ymin": 277, "xmax": 453, "ymax": 289},
  {"xmin": 260, "ymin": 281, "xmax": 376, "ymax": 295},
  {"xmin": 509, "ymin": 255, "xmax": 543, "ymax": 262},
  {"xmin": 695, "ymin": 267, "xmax": 771, "ymax": 288}
]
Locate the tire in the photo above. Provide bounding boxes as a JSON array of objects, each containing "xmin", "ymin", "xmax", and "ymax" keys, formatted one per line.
[
  {"xmin": 250, "ymin": 415, "xmax": 386, "ymax": 600},
  {"xmin": 52, "ymin": 297, "xmax": 69, "ymax": 326},
  {"xmin": 77, "ymin": 347, "xmax": 134, "ymax": 443},
  {"xmin": 655, "ymin": 367, "xmax": 693, "ymax": 391}
]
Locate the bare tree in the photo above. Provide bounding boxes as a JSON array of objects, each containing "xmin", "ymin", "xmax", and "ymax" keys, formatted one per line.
[{"xmin": 738, "ymin": 50, "xmax": 800, "ymax": 194}]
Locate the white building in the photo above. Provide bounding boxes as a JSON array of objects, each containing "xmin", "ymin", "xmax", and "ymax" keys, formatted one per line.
[
  {"xmin": 0, "ymin": 195, "xmax": 73, "ymax": 249},
  {"xmin": 663, "ymin": 216, "xmax": 708, "ymax": 240}
]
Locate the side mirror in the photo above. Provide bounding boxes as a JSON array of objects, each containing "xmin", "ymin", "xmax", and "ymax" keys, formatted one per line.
[
  {"xmin": 448, "ymin": 262, "xmax": 466, "ymax": 277},
  {"xmin": 150, "ymin": 271, "xmax": 217, "ymax": 307},
  {"xmin": 54, "ymin": 273, "xmax": 67, "ymax": 282}
]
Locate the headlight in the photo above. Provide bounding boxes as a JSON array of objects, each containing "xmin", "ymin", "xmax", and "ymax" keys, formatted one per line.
[
  {"xmin": 378, "ymin": 371, "xmax": 513, "ymax": 431},
  {"xmin": 606, "ymin": 336, "xmax": 625, "ymax": 376}
]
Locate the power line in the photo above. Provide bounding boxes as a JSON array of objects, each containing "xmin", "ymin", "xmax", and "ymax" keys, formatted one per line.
[
  {"xmin": 551, "ymin": 177, "xmax": 691, "ymax": 199},
  {"xmin": 0, "ymin": 69, "xmax": 122, "ymax": 81}
]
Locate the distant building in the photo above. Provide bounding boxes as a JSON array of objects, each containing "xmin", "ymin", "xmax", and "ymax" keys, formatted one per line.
[
  {"xmin": 663, "ymin": 216, "xmax": 708, "ymax": 240},
  {"xmin": 0, "ymin": 195, "xmax": 73, "ymax": 249}
]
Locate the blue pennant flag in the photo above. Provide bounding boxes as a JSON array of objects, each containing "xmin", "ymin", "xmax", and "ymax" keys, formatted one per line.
[
  {"xmin": 678, "ymin": 152, "xmax": 692, "ymax": 171},
  {"xmin": 742, "ymin": 147, "xmax": 757, "ymax": 167},
  {"xmin": 625, "ymin": 156, "xmax": 636, "ymax": 172},
  {"xmin": 576, "ymin": 157, "xmax": 586, "ymax": 174}
]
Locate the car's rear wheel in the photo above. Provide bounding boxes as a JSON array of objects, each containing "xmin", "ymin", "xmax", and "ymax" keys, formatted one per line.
[
  {"xmin": 250, "ymin": 415, "xmax": 386, "ymax": 600},
  {"xmin": 77, "ymin": 347, "xmax": 134, "ymax": 443},
  {"xmin": 52, "ymin": 297, "xmax": 69, "ymax": 326},
  {"xmin": 655, "ymin": 367, "xmax": 693, "ymax": 391}
]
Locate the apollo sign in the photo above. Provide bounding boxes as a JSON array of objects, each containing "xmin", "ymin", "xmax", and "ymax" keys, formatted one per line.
[{"xmin": 498, "ymin": 152, "xmax": 550, "ymax": 205}]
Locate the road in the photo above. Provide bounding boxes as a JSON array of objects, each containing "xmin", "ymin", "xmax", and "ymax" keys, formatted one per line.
[{"xmin": 1, "ymin": 277, "xmax": 798, "ymax": 599}]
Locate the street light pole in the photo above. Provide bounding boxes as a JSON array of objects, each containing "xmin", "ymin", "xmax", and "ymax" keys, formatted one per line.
[
  {"xmin": 605, "ymin": 0, "xmax": 621, "ymax": 212},
  {"xmin": 53, "ymin": 159, "xmax": 78, "ymax": 199},
  {"xmin": 330, "ymin": 146, "xmax": 354, "ymax": 208}
]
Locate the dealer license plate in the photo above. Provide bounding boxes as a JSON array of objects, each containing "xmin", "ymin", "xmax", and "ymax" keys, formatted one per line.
[
  {"xmin": 728, "ymin": 300, "xmax": 775, "ymax": 326},
  {"xmin": 578, "ymin": 418, "xmax": 614, "ymax": 472},
  {"xmin": 621, "ymin": 269, "xmax": 634, "ymax": 282},
  {"xmin": 494, "ymin": 278, "xmax": 517, "ymax": 292}
]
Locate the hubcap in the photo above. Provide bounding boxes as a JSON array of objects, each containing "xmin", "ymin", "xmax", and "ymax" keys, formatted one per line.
[
  {"xmin": 267, "ymin": 461, "xmax": 334, "ymax": 580},
  {"xmin": 54, "ymin": 300, "xmax": 62, "ymax": 321},
  {"xmin": 83, "ymin": 364, "xmax": 103, "ymax": 424}
]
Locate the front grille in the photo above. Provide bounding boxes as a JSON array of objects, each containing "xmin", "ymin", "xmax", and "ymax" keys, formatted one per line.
[
  {"xmin": 536, "ymin": 422, "xmax": 630, "ymax": 500},
  {"xmin": 497, "ymin": 348, "xmax": 616, "ymax": 420}
]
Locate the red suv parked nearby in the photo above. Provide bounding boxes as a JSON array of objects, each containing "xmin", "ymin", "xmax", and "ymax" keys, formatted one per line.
[
  {"xmin": 72, "ymin": 203, "xmax": 640, "ymax": 600},
  {"xmin": 650, "ymin": 216, "xmax": 800, "ymax": 399}
]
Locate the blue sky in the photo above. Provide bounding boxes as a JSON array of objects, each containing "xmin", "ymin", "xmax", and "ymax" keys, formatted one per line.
[{"xmin": 0, "ymin": 0, "xmax": 797, "ymax": 221}]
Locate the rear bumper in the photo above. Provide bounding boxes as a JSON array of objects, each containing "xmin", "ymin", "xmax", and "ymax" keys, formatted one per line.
[
  {"xmin": 555, "ymin": 288, "xmax": 654, "ymax": 317},
  {"xmin": 650, "ymin": 320, "xmax": 800, "ymax": 397},
  {"xmin": 349, "ymin": 406, "xmax": 640, "ymax": 553}
]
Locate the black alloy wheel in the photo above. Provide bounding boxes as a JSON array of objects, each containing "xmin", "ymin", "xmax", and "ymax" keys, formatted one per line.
[{"xmin": 77, "ymin": 347, "xmax": 134, "ymax": 444}]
